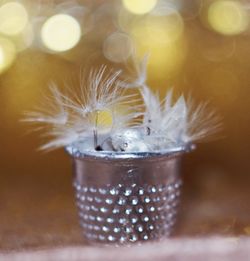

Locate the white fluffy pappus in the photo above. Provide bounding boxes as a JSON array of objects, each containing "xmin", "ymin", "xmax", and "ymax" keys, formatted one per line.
[
  {"xmin": 24, "ymin": 60, "xmax": 222, "ymax": 153},
  {"xmin": 23, "ymin": 66, "xmax": 141, "ymax": 151},
  {"xmin": 118, "ymin": 55, "xmax": 222, "ymax": 151},
  {"xmin": 140, "ymin": 87, "xmax": 222, "ymax": 150}
]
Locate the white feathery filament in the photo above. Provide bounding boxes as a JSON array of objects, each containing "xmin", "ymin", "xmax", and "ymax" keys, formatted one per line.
[{"xmin": 24, "ymin": 61, "xmax": 221, "ymax": 152}]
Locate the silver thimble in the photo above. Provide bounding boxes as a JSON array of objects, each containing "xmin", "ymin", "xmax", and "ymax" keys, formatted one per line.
[{"xmin": 66, "ymin": 145, "xmax": 191, "ymax": 245}]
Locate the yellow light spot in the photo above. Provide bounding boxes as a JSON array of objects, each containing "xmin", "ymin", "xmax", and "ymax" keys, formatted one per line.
[
  {"xmin": 208, "ymin": 0, "xmax": 249, "ymax": 35},
  {"xmin": 0, "ymin": 2, "xmax": 29, "ymax": 36},
  {"xmin": 0, "ymin": 37, "xmax": 16, "ymax": 74},
  {"xmin": 123, "ymin": 0, "xmax": 157, "ymax": 15},
  {"xmin": 103, "ymin": 32, "xmax": 134, "ymax": 63},
  {"xmin": 92, "ymin": 110, "xmax": 113, "ymax": 132},
  {"xmin": 12, "ymin": 23, "xmax": 34, "ymax": 52},
  {"xmin": 41, "ymin": 14, "xmax": 81, "ymax": 52},
  {"xmin": 131, "ymin": 12, "xmax": 186, "ymax": 80},
  {"xmin": 145, "ymin": 13, "xmax": 184, "ymax": 44}
]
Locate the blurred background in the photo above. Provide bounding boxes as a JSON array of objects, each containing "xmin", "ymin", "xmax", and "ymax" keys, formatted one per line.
[{"xmin": 1, "ymin": 0, "xmax": 250, "ymax": 250}]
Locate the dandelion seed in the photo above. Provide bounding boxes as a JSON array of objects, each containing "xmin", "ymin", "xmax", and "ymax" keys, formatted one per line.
[
  {"xmin": 24, "ymin": 66, "xmax": 141, "ymax": 151},
  {"xmin": 24, "ymin": 59, "xmax": 221, "ymax": 153},
  {"xmin": 141, "ymin": 88, "xmax": 221, "ymax": 149}
]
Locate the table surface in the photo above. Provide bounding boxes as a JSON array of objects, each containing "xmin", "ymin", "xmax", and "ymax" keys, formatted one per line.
[{"xmin": 1, "ymin": 237, "xmax": 250, "ymax": 261}]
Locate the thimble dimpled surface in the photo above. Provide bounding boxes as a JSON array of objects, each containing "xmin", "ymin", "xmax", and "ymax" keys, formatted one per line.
[{"xmin": 74, "ymin": 179, "xmax": 182, "ymax": 244}]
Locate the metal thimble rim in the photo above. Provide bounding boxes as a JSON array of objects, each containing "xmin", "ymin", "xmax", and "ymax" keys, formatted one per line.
[{"xmin": 65, "ymin": 143, "xmax": 195, "ymax": 162}]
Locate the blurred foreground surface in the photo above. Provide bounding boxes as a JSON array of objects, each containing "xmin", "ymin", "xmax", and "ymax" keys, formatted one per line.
[{"xmin": 1, "ymin": 237, "xmax": 250, "ymax": 260}]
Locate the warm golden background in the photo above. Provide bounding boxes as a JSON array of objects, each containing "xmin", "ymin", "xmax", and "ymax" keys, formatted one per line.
[{"xmin": 1, "ymin": 0, "xmax": 250, "ymax": 250}]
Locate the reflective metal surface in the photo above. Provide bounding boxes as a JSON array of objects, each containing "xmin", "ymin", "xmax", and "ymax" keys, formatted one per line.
[{"xmin": 67, "ymin": 146, "xmax": 192, "ymax": 245}]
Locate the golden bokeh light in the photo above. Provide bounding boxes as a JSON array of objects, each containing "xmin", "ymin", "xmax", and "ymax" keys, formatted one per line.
[
  {"xmin": 92, "ymin": 109, "xmax": 113, "ymax": 132},
  {"xmin": 207, "ymin": 0, "xmax": 249, "ymax": 35},
  {"xmin": 41, "ymin": 14, "xmax": 81, "ymax": 52},
  {"xmin": 145, "ymin": 37, "xmax": 187, "ymax": 81},
  {"xmin": 0, "ymin": 37, "xmax": 17, "ymax": 74},
  {"xmin": 122, "ymin": 0, "xmax": 157, "ymax": 15},
  {"xmin": 0, "ymin": 2, "xmax": 29, "ymax": 36},
  {"xmin": 12, "ymin": 23, "xmax": 34, "ymax": 52},
  {"xmin": 103, "ymin": 32, "xmax": 134, "ymax": 63},
  {"xmin": 131, "ymin": 12, "xmax": 186, "ymax": 80},
  {"xmin": 145, "ymin": 12, "xmax": 184, "ymax": 44}
]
